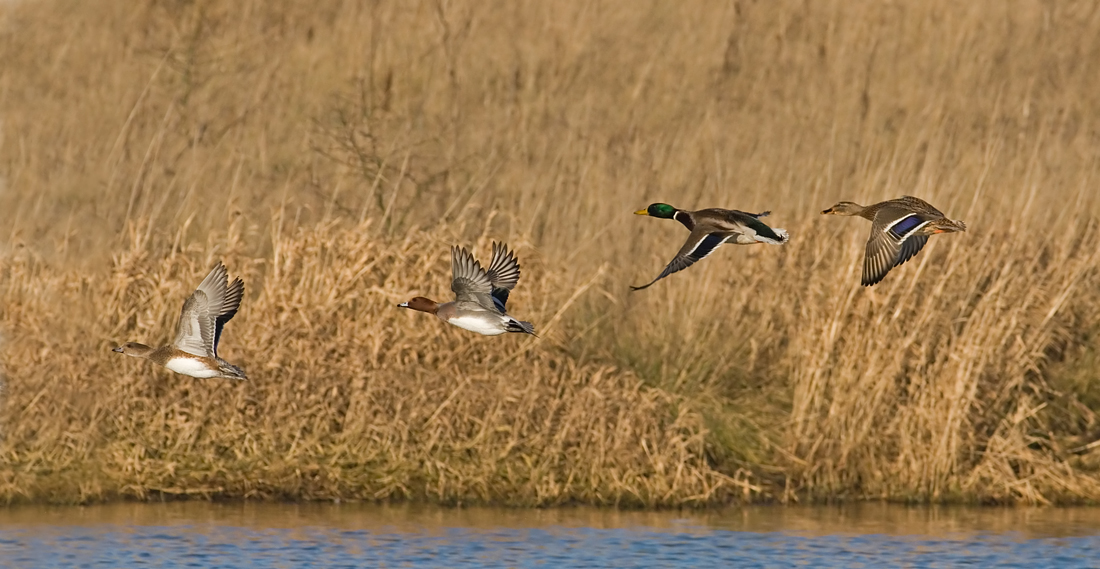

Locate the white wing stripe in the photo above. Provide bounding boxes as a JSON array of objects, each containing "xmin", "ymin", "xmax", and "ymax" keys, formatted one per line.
[{"xmin": 685, "ymin": 233, "xmax": 726, "ymax": 260}]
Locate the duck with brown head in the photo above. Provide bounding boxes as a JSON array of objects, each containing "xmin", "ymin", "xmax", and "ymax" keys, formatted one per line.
[{"xmin": 398, "ymin": 242, "xmax": 536, "ymax": 336}]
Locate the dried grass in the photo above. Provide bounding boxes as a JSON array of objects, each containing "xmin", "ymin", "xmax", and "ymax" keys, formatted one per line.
[
  {"xmin": 1, "ymin": 222, "xmax": 746, "ymax": 505},
  {"xmin": 1, "ymin": 0, "xmax": 1100, "ymax": 504}
]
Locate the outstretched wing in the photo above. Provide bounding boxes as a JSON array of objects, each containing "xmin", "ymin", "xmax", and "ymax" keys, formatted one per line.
[
  {"xmin": 862, "ymin": 209, "xmax": 932, "ymax": 286},
  {"xmin": 173, "ymin": 291, "xmax": 216, "ymax": 357},
  {"xmin": 895, "ymin": 234, "xmax": 929, "ymax": 268},
  {"xmin": 173, "ymin": 264, "xmax": 229, "ymax": 356},
  {"xmin": 486, "ymin": 241, "xmax": 521, "ymax": 311},
  {"xmin": 450, "ymin": 246, "xmax": 497, "ymax": 310},
  {"xmin": 213, "ymin": 276, "xmax": 244, "ymax": 356},
  {"xmin": 631, "ymin": 229, "xmax": 734, "ymax": 291}
]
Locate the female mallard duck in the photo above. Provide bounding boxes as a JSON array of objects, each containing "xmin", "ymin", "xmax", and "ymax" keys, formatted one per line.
[
  {"xmin": 821, "ymin": 195, "xmax": 966, "ymax": 286},
  {"xmin": 631, "ymin": 203, "xmax": 789, "ymax": 291},
  {"xmin": 399, "ymin": 242, "xmax": 536, "ymax": 336}
]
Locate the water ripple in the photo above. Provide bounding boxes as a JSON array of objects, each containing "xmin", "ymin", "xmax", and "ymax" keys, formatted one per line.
[{"xmin": 0, "ymin": 523, "xmax": 1097, "ymax": 568}]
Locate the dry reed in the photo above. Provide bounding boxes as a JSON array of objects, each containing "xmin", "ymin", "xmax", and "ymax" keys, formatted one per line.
[
  {"xmin": 1, "ymin": 0, "xmax": 1100, "ymax": 505},
  {"xmin": 1, "ymin": 222, "xmax": 745, "ymax": 505}
]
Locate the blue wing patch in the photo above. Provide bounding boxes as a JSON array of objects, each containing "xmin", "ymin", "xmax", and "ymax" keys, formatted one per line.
[
  {"xmin": 889, "ymin": 215, "xmax": 925, "ymax": 238},
  {"xmin": 689, "ymin": 233, "xmax": 726, "ymax": 260}
]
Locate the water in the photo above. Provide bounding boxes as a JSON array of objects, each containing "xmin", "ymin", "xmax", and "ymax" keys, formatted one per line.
[{"xmin": 2, "ymin": 503, "xmax": 1100, "ymax": 568}]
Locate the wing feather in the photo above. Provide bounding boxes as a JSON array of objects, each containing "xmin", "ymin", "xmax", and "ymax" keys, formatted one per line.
[
  {"xmin": 486, "ymin": 241, "xmax": 521, "ymax": 311},
  {"xmin": 173, "ymin": 291, "xmax": 215, "ymax": 356},
  {"xmin": 486, "ymin": 241, "xmax": 521, "ymax": 291},
  {"xmin": 632, "ymin": 230, "xmax": 732, "ymax": 291},
  {"xmin": 862, "ymin": 210, "xmax": 932, "ymax": 286},
  {"xmin": 213, "ymin": 276, "xmax": 244, "ymax": 356},
  {"xmin": 173, "ymin": 264, "xmax": 230, "ymax": 356},
  {"xmin": 862, "ymin": 234, "xmax": 900, "ymax": 286},
  {"xmin": 895, "ymin": 235, "xmax": 929, "ymax": 268},
  {"xmin": 450, "ymin": 246, "xmax": 496, "ymax": 310}
]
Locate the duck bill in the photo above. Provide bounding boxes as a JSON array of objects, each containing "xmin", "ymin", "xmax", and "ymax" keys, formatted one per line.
[
  {"xmin": 397, "ymin": 302, "xmax": 410, "ymax": 308},
  {"xmin": 634, "ymin": 209, "xmax": 650, "ymax": 216},
  {"xmin": 111, "ymin": 346, "xmax": 124, "ymax": 353},
  {"xmin": 820, "ymin": 207, "xmax": 835, "ymax": 215}
]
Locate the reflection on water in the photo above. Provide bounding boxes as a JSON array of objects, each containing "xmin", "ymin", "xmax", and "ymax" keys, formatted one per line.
[{"xmin": 2, "ymin": 503, "xmax": 1099, "ymax": 568}]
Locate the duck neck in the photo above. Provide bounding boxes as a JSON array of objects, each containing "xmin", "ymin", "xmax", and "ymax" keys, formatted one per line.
[
  {"xmin": 148, "ymin": 346, "xmax": 177, "ymax": 365},
  {"xmin": 672, "ymin": 210, "xmax": 695, "ymax": 230},
  {"xmin": 850, "ymin": 203, "xmax": 877, "ymax": 220}
]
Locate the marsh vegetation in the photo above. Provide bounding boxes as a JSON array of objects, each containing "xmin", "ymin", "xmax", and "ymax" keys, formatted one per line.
[{"xmin": 1, "ymin": 0, "xmax": 1099, "ymax": 505}]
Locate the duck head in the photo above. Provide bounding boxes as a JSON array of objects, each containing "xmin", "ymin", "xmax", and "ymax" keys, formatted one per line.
[
  {"xmin": 398, "ymin": 297, "xmax": 440, "ymax": 314},
  {"xmin": 821, "ymin": 201, "xmax": 866, "ymax": 216},
  {"xmin": 112, "ymin": 342, "xmax": 154, "ymax": 358},
  {"xmin": 634, "ymin": 203, "xmax": 678, "ymax": 219}
]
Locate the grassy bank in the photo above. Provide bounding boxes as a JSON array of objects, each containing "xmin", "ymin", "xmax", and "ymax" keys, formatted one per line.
[{"xmin": 2, "ymin": 0, "xmax": 1100, "ymax": 505}]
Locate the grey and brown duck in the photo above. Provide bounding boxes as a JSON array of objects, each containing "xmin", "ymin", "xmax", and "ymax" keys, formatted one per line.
[
  {"xmin": 821, "ymin": 195, "xmax": 967, "ymax": 286},
  {"xmin": 113, "ymin": 263, "xmax": 247, "ymax": 380},
  {"xmin": 631, "ymin": 203, "xmax": 789, "ymax": 291}
]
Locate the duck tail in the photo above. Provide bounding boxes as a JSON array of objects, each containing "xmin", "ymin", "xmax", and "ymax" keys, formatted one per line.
[
  {"xmin": 752, "ymin": 224, "xmax": 796, "ymax": 244},
  {"xmin": 505, "ymin": 318, "xmax": 537, "ymax": 337},
  {"xmin": 742, "ymin": 216, "xmax": 789, "ymax": 244},
  {"xmin": 217, "ymin": 359, "xmax": 248, "ymax": 381},
  {"xmin": 757, "ymin": 227, "xmax": 789, "ymax": 244}
]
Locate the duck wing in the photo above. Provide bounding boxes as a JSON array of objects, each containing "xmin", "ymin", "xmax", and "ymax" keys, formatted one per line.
[
  {"xmin": 862, "ymin": 206, "xmax": 933, "ymax": 286},
  {"xmin": 213, "ymin": 276, "xmax": 244, "ymax": 357},
  {"xmin": 172, "ymin": 264, "xmax": 228, "ymax": 357},
  {"xmin": 450, "ymin": 246, "xmax": 497, "ymax": 311},
  {"xmin": 895, "ymin": 234, "xmax": 929, "ymax": 268},
  {"xmin": 631, "ymin": 228, "xmax": 734, "ymax": 291},
  {"xmin": 485, "ymin": 241, "xmax": 521, "ymax": 311}
]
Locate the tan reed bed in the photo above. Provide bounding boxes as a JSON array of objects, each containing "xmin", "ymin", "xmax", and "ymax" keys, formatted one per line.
[
  {"xmin": 0, "ymin": 221, "xmax": 751, "ymax": 505},
  {"xmin": 2, "ymin": 0, "xmax": 1100, "ymax": 504}
]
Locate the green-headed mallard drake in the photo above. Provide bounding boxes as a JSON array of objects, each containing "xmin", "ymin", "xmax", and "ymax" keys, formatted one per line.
[
  {"xmin": 821, "ymin": 195, "xmax": 967, "ymax": 286},
  {"xmin": 113, "ymin": 263, "xmax": 247, "ymax": 380},
  {"xmin": 631, "ymin": 203, "xmax": 789, "ymax": 291},
  {"xmin": 399, "ymin": 242, "xmax": 537, "ymax": 336}
]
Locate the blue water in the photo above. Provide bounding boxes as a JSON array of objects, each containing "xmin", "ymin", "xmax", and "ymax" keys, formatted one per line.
[{"xmin": 2, "ymin": 503, "xmax": 1099, "ymax": 568}]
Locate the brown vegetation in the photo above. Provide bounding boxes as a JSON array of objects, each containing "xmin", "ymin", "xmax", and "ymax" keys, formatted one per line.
[{"xmin": 1, "ymin": 0, "xmax": 1100, "ymax": 505}]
